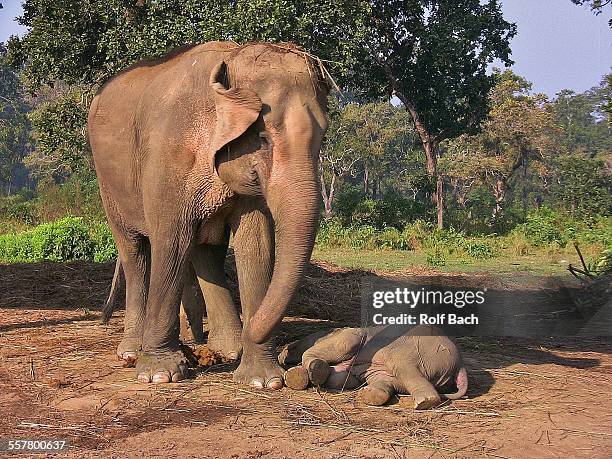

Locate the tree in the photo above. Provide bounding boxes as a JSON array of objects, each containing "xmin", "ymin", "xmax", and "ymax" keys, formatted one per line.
[
  {"xmin": 9, "ymin": 1, "xmax": 516, "ymax": 226},
  {"xmin": 552, "ymin": 75, "xmax": 612, "ymax": 155},
  {"xmin": 570, "ymin": 0, "xmax": 612, "ymax": 26},
  {"xmin": 570, "ymin": 0, "xmax": 611, "ymax": 14},
  {"xmin": 443, "ymin": 71, "xmax": 563, "ymax": 221},
  {"xmin": 319, "ymin": 99, "xmax": 415, "ymax": 217},
  {"xmin": 351, "ymin": 1, "xmax": 516, "ymax": 228},
  {"xmin": 0, "ymin": 43, "xmax": 30, "ymax": 193},
  {"xmin": 24, "ymin": 86, "xmax": 92, "ymax": 183},
  {"xmin": 552, "ymin": 153, "xmax": 612, "ymax": 216}
]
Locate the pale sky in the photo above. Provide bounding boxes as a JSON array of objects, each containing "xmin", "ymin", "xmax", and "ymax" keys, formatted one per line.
[{"xmin": 0, "ymin": 0, "xmax": 610, "ymax": 98}]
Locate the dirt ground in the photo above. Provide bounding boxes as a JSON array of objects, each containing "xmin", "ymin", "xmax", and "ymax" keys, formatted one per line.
[{"xmin": 0, "ymin": 260, "xmax": 611, "ymax": 458}]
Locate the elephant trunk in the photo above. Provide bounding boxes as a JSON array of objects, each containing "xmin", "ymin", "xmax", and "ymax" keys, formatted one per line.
[
  {"xmin": 247, "ymin": 166, "xmax": 320, "ymax": 344},
  {"xmin": 442, "ymin": 367, "xmax": 468, "ymax": 400}
]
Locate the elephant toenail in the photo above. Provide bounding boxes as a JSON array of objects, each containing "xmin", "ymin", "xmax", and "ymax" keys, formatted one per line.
[
  {"xmin": 251, "ymin": 378, "xmax": 265, "ymax": 388},
  {"xmin": 137, "ymin": 373, "xmax": 151, "ymax": 383},
  {"xmin": 171, "ymin": 372, "xmax": 183, "ymax": 383},
  {"xmin": 123, "ymin": 352, "xmax": 138, "ymax": 363},
  {"xmin": 152, "ymin": 372, "xmax": 171, "ymax": 384},
  {"xmin": 267, "ymin": 377, "xmax": 283, "ymax": 390}
]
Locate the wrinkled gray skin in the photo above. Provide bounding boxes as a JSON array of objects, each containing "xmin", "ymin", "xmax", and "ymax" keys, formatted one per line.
[
  {"xmin": 89, "ymin": 42, "xmax": 328, "ymax": 388},
  {"xmin": 102, "ymin": 259, "xmax": 225, "ymax": 350},
  {"xmin": 279, "ymin": 325, "xmax": 468, "ymax": 409}
]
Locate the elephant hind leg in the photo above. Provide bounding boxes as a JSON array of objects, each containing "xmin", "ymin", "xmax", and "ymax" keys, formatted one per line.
[
  {"xmin": 180, "ymin": 262, "xmax": 205, "ymax": 344},
  {"xmin": 300, "ymin": 327, "xmax": 367, "ymax": 375},
  {"xmin": 109, "ymin": 221, "xmax": 150, "ymax": 365},
  {"xmin": 190, "ymin": 243, "xmax": 242, "ymax": 359},
  {"xmin": 395, "ymin": 365, "xmax": 442, "ymax": 410},
  {"xmin": 284, "ymin": 366, "xmax": 310, "ymax": 390}
]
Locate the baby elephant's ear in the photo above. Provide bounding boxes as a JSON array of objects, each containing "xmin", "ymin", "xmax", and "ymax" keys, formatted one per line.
[{"xmin": 208, "ymin": 61, "xmax": 262, "ymax": 173}]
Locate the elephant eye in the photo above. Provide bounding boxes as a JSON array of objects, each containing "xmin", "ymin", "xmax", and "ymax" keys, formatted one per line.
[{"xmin": 258, "ymin": 132, "xmax": 271, "ymax": 150}]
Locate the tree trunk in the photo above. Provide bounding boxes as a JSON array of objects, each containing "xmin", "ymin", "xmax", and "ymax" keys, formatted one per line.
[
  {"xmin": 492, "ymin": 179, "xmax": 506, "ymax": 221},
  {"xmin": 423, "ymin": 139, "xmax": 444, "ymax": 229},
  {"xmin": 394, "ymin": 91, "xmax": 444, "ymax": 229},
  {"xmin": 319, "ymin": 154, "xmax": 336, "ymax": 219},
  {"xmin": 521, "ymin": 156, "xmax": 528, "ymax": 213},
  {"xmin": 436, "ymin": 174, "xmax": 444, "ymax": 229},
  {"xmin": 363, "ymin": 165, "xmax": 369, "ymax": 195}
]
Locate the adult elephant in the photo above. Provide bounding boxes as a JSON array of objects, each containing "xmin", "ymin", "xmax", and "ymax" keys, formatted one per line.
[{"xmin": 88, "ymin": 42, "xmax": 328, "ymax": 389}]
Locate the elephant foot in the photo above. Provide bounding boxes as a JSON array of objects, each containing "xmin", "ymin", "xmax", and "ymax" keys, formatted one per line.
[
  {"xmin": 233, "ymin": 343, "xmax": 284, "ymax": 390},
  {"xmin": 358, "ymin": 385, "xmax": 392, "ymax": 406},
  {"xmin": 413, "ymin": 393, "xmax": 442, "ymax": 410},
  {"xmin": 307, "ymin": 359, "xmax": 331, "ymax": 386},
  {"xmin": 117, "ymin": 337, "xmax": 142, "ymax": 365},
  {"xmin": 284, "ymin": 366, "xmax": 310, "ymax": 390},
  {"xmin": 207, "ymin": 329, "xmax": 242, "ymax": 361},
  {"xmin": 135, "ymin": 350, "xmax": 187, "ymax": 384}
]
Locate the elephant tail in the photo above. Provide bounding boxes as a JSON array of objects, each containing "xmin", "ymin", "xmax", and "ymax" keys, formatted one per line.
[
  {"xmin": 101, "ymin": 259, "xmax": 123, "ymax": 324},
  {"xmin": 442, "ymin": 367, "xmax": 468, "ymax": 400}
]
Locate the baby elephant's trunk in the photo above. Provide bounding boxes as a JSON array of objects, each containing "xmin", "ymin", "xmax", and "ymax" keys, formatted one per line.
[{"xmin": 442, "ymin": 367, "xmax": 468, "ymax": 400}]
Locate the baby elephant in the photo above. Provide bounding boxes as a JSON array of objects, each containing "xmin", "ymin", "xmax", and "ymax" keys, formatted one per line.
[{"xmin": 279, "ymin": 325, "xmax": 468, "ymax": 409}]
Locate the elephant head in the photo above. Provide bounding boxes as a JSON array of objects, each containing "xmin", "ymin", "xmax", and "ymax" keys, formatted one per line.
[{"xmin": 207, "ymin": 46, "xmax": 329, "ymax": 344}]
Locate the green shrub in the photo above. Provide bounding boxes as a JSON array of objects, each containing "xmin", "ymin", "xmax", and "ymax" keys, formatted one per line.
[
  {"xmin": 348, "ymin": 225, "xmax": 378, "ymax": 249},
  {"xmin": 374, "ymin": 227, "xmax": 411, "ymax": 250},
  {"xmin": 316, "ymin": 218, "xmax": 351, "ymax": 247},
  {"xmin": 401, "ymin": 220, "xmax": 433, "ymax": 249},
  {"xmin": 317, "ymin": 220, "xmax": 414, "ymax": 251},
  {"xmin": 0, "ymin": 193, "xmax": 37, "ymax": 226},
  {"xmin": 425, "ymin": 244, "xmax": 447, "ymax": 267},
  {"xmin": 91, "ymin": 222, "xmax": 118, "ymax": 262},
  {"xmin": 0, "ymin": 217, "xmax": 104, "ymax": 263},
  {"xmin": 463, "ymin": 239, "xmax": 496, "ymax": 259},
  {"xmin": 0, "ymin": 231, "xmax": 36, "ymax": 262},
  {"xmin": 29, "ymin": 217, "xmax": 95, "ymax": 261},
  {"xmin": 517, "ymin": 208, "xmax": 567, "ymax": 247},
  {"xmin": 423, "ymin": 227, "xmax": 465, "ymax": 254},
  {"xmin": 34, "ymin": 177, "xmax": 106, "ymax": 224},
  {"xmin": 592, "ymin": 248, "xmax": 612, "ymax": 276},
  {"xmin": 342, "ymin": 192, "xmax": 430, "ymax": 229}
]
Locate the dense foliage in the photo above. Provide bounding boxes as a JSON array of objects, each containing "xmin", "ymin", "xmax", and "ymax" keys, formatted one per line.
[
  {"xmin": 0, "ymin": 1, "xmax": 609, "ymax": 268},
  {"xmin": 0, "ymin": 216, "xmax": 116, "ymax": 263},
  {"xmin": 6, "ymin": 0, "xmax": 516, "ymax": 228}
]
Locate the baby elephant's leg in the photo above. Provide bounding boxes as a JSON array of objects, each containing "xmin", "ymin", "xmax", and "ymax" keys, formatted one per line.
[
  {"xmin": 396, "ymin": 366, "xmax": 442, "ymax": 410},
  {"xmin": 358, "ymin": 375, "xmax": 396, "ymax": 406},
  {"xmin": 278, "ymin": 329, "xmax": 335, "ymax": 366},
  {"xmin": 302, "ymin": 328, "xmax": 366, "ymax": 386}
]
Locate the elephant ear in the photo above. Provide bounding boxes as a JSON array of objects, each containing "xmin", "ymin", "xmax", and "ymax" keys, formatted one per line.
[{"xmin": 208, "ymin": 61, "xmax": 262, "ymax": 173}]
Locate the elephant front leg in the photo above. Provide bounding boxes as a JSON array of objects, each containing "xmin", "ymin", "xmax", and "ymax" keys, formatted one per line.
[
  {"xmin": 136, "ymin": 234, "xmax": 189, "ymax": 384},
  {"xmin": 231, "ymin": 208, "xmax": 284, "ymax": 390}
]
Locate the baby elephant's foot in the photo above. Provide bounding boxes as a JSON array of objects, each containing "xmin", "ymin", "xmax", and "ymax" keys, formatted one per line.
[
  {"xmin": 136, "ymin": 350, "xmax": 187, "ymax": 384},
  {"xmin": 284, "ymin": 366, "xmax": 309, "ymax": 390},
  {"xmin": 359, "ymin": 386, "xmax": 392, "ymax": 406},
  {"xmin": 413, "ymin": 393, "xmax": 442, "ymax": 410},
  {"xmin": 117, "ymin": 337, "xmax": 141, "ymax": 365},
  {"xmin": 307, "ymin": 359, "xmax": 330, "ymax": 386}
]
